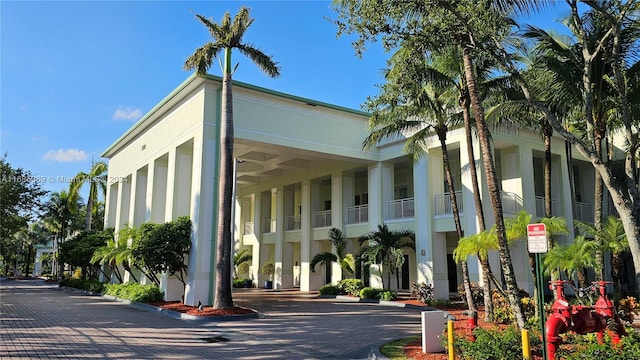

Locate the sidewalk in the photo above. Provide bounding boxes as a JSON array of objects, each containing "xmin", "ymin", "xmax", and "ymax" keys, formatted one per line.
[{"xmin": 1, "ymin": 279, "xmax": 419, "ymax": 359}]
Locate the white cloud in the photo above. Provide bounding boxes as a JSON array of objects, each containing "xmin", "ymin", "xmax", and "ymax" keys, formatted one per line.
[
  {"xmin": 42, "ymin": 148, "xmax": 88, "ymax": 162},
  {"xmin": 113, "ymin": 106, "xmax": 142, "ymax": 121}
]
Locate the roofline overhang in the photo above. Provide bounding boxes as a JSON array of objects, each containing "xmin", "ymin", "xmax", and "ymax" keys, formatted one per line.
[{"xmin": 101, "ymin": 73, "xmax": 370, "ymax": 159}]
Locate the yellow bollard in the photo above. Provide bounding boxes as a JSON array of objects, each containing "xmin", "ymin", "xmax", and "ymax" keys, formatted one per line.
[
  {"xmin": 448, "ymin": 320, "xmax": 455, "ymax": 360},
  {"xmin": 522, "ymin": 329, "xmax": 530, "ymax": 360}
]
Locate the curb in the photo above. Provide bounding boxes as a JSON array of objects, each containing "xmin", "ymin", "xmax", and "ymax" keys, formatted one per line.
[{"xmin": 61, "ymin": 285, "xmax": 260, "ymax": 322}]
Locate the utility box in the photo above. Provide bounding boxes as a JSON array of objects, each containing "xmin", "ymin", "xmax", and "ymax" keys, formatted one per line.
[{"xmin": 421, "ymin": 310, "xmax": 446, "ymax": 353}]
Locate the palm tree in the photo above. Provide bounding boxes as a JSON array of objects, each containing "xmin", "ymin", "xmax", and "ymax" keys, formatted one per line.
[
  {"xmin": 233, "ymin": 248, "xmax": 252, "ymax": 279},
  {"xmin": 543, "ymin": 235, "xmax": 598, "ymax": 289},
  {"xmin": 91, "ymin": 237, "xmax": 124, "ymax": 283},
  {"xmin": 362, "ymin": 43, "xmax": 477, "ymax": 311},
  {"xmin": 453, "ymin": 230, "xmax": 498, "ymax": 322},
  {"xmin": 310, "ymin": 228, "xmax": 355, "ymax": 283},
  {"xmin": 576, "ymin": 216, "xmax": 629, "ymax": 300},
  {"xmin": 358, "ymin": 224, "xmax": 414, "ymax": 289},
  {"xmin": 184, "ymin": 6, "xmax": 280, "ymax": 309},
  {"xmin": 42, "ymin": 190, "xmax": 84, "ymax": 276},
  {"xmin": 69, "ymin": 161, "xmax": 107, "ymax": 231}
]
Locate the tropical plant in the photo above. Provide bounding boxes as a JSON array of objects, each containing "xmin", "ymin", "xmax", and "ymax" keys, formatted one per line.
[
  {"xmin": 59, "ymin": 229, "xmax": 111, "ymax": 280},
  {"xmin": 362, "ymin": 43, "xmax": 477, "ymax": 311},
  {"xmin": 310, "ymin": 228, "xmax": 355, "ymax": 283},
  {"xmin": 261, "ymin": 261, "xmax": 275, "ymax": 281},
  {"xmin": 576, "ymin": 216, "xmax": 630, "ymax": 299},
  {"xmin": 543, "ymin": 235, "xmax": 599, "ymax": 289},
  {"xmin": 233, "ymin": 248, "xmax": 252, "ymax": 279},
  {"xmin": 68, "ymin": 161, "xmax": 107, "ymax": 231},
  {"xmin": 184, "ymin": 6, "xmax": 280, "ymax": 310},
  {"xmin": 358, "ymin": 224, "xmax": 414, "ymax": 289},
  {"xmin": 332, "ymin": 0, "xmax": 537, "ymax": 329}
]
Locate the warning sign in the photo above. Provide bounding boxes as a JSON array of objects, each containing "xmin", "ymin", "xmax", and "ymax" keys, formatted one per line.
[{"xmin": 527, "ymin": 223, "xmax": 548, "ymax": 253}]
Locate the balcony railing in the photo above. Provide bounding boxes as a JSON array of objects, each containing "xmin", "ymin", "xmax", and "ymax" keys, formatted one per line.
[
  {"xmin": 244, "ymin": 222, "xmax": 254, "ymax": 235},
  {"xmin": 314, "ymin": 210, "xmax": 332, "ymax": 228},
  {"xmin": 433, "ymin": 192, "xmax": 463, "ymax": 215},
  {"xmin": 346, "ymin": 204, "xmax": 368, "ymax": 224},
  {"xmin": 574, "ymin": 202, "xmax": 594, "ymax": 223},
  {"xmin": 286, "ymin": 215, "xmax": 301, "ymax": 231},
  {"xmin": 386, "ymin": 198, "xmax": 415, "ymax": 220},
  {"xmin": 501, "ymin": 191, "xmax": 523, "ymax": 214},
  {"xmin": 535, "ymin": 196, "xmax": 559, "ymax": 218},
  {"xmin": 262, "ymin": 218, "xmax": 276, "ymax": 233}
]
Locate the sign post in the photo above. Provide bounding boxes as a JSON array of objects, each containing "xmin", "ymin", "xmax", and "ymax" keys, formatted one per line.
[{"xmin": 527, "ymin": 223, "xmax": 548, "ymax": 360}]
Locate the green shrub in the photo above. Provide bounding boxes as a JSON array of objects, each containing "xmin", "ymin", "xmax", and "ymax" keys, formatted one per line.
[
  {"xmin": 318, "ymin": 284, "xmax": 341, "ymax": 295},
  {"xmin": 379, "ymin": 290, "xmax": 397, "ymax": 301},
  {"xmin": 455, "ymin": 326, "xmax": 539, "ymax": 360},
  {"xmin": 558, "ymin": 329, "xmax": 640, "ymax": 360},
  {"xmin": 60, "ymin": 278, "xmax": 104, "ymax": 293},
  {"xmin": 337, "ymin": 278, "xmax": 364, "ymax": 296},
  {"xmin": 233, "ymin": 279, "xmax": 246, "ymax": 288},
  {"xmin": 359, "ymin": 287, "xmax": 382, "ymax": 299},
  {"xmin": 103, "ymin": 283, "xmax": 164, "ymax": 303}
]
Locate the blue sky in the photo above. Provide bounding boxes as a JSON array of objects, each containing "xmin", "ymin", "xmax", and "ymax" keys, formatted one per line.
[{"xmin": 1, "ymin": 1, "xmax": 569, "ymax": 199}]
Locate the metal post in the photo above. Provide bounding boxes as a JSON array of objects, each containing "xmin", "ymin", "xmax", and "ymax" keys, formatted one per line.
[{"xmin": 536, "ymin": 253, "xmax": 548, "ymax": 360}]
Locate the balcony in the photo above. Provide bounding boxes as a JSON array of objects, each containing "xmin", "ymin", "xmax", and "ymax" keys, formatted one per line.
[
  {"xmin": 535, "ymin": 196, "xmax": 559, "ymax": 218},
  {"xmin": 262, "ymin": 218, "xmax": 276, "ymax": 233},
  {"xmin": 346, "ymin": 204, "xmax": 368, "ymax": 224},
  {"xmin": 433, "ymin": 192, "xmax": 463, "ymax": 216},
  {"xmin": 244, "ymin": 222, "xmax": 254, "ymax": 235},
  {"xmin": 286, "ymin": 215, "xmax": 301, "ymax": 231},
  {"xmin": 386, "ymin": 198, "xmax": 415, "ymax": 220},
  {"xmin": 314, "ymin": 210, "xmax": 332, "ymax": 228},
  {"xmin": 501, "ymin": 191, "xmax": 523, "ymax": 214},
  {"xmin": 574, "ymin": 202, "xmax": 594, "ymax": 223}
]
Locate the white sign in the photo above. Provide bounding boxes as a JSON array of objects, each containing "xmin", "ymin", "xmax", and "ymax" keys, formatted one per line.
[{"xmin": 527, "ymin": 223, "xmax": 548, "ymax": 253}]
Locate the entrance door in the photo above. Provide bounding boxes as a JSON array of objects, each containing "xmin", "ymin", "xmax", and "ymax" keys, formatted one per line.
[
  {"xmin": 401, "ymin": 255, "xmax": 410, "ymax": 289},
  {"xmin": 447, "ymin": 254, "xmax": 458, "ymax": 293}
]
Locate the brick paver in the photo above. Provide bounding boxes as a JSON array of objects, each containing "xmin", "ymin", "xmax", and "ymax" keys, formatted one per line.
[{"xmin": 0, "ymin": 279, "xmax": 422, "ymax": 359}]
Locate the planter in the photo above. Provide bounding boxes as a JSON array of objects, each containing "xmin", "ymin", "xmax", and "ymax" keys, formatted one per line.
[
  {"xmin": 244, "ymin": 279, "xmax": 252, "ymax": 288},
  {"xmin": 264, "ymin": 280, "xmax": 273, "ymax": 289}
]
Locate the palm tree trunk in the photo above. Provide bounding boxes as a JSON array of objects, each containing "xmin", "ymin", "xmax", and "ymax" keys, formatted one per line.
[
  {"xmin": 213, "ymin": 67, "xmax": 235, "ymax": 309},
  {"xmin": 438, "ymin": 131, "xmax": 477, "ymax": 312},
  {"xmin": 85, "ymin": 196, "xmax": 93, "ymax": 231},
  {"xmin": 594, "ymin": 123, "xmax": 605, "ymax": 280},
  {"xmin": 461, "ymin": 42, "xmax": 525, "ymax": 329}
]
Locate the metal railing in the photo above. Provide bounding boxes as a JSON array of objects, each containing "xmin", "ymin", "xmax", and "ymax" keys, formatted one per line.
[
  {"xmin": 244, "ymin": 222, "xmax": 254, "ymax": 235},
  {"xmin": 574, "ymin": 202, "xmax": 594, "ymax": 223},
  {"xmin": 346, "ymin": 204, "xmax": 368, "ymax": 224},
  {"xmin": 386, "ymin": 198, "xmax": 415, "ymax": 220},
  {"xmin": 433, "ymin": 192, "xmax": 462, "ymax": 215},
  {"xmin": 262, "ymin": 218, "xmax": 276, "ymax": 233},
  {"xmin": 314, "ymin": 210, "xmax": 332, "ymax": 228},
  {"xmin": 286, "ymin": 215, "xmax": 301, "ymax": 231},
  {"xmin": 501, "ymin": 191, "xmax": 523, "ymax": 214},
  {"xmin": 535, "ymin": 196, "xmax": 559, "ymax": 217}
]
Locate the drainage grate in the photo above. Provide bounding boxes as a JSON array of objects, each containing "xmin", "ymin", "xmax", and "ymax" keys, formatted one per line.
[{"xmin": 201, "ymin": 336, "xmax": 230, "ymax": 343}]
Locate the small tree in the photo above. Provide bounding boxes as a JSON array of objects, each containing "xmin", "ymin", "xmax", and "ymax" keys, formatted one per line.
[
  {"xmin": 358, "ymin": 224, "xmax": 414, "ymax": 289},
  {"xmin": 131, "ymin": 217, "xmax": 192, "ymax": 289},
  {"xmin": 59, "ymin": 229, "xmax": 111, "ymax": 280},
  {"xmin": 310, "ymin": 228, "xmax": 355, "ymax": 283}
]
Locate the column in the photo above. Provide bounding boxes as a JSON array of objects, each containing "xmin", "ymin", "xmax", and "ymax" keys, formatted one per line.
[{"xmin": 299, "ymin": 181, "xmax": 311, "ymax": 291}]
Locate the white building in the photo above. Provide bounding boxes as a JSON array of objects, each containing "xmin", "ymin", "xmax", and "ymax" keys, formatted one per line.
[{"xmin": 102, "ymin": 74, "xmax": 634, "ymax": 306}]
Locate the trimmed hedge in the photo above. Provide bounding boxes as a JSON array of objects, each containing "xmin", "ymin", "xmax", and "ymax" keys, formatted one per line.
[{"xmin": 103, "ymin": 283, "xmax": 164, "ymax": 303}]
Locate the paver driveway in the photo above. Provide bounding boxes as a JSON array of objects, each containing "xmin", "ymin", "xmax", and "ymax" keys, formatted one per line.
[{"xmin": 0, "ymin": 279, "xmax": 423, "ymax": 359}]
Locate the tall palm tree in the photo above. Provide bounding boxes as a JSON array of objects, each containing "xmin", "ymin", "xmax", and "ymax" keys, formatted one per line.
[
  {"xmin": 358, "ymin": 224, "xmax": 414, "ymax": 289},
  {"xmin": 69, "ymin": 161, "xmax": 107, "ymax": 231},
  {"xmin": 310, "ymin": 228, "xmax": 355, "ymax": 283},
  {"xmin": 42, "ymin": 190, "xmax": 83, "ymax": 276},
  {"xmin": 184, "ymin": 6, "xmax": 280, "ymax": 309},
  {"xmin": 363, "ymin": 43, "xmax": 478, "ymax": 311}
]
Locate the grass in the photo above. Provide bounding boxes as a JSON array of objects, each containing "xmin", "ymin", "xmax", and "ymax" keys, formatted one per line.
[{"xmin": 380, "ymin": 334, "xmax": 420, "ymax": 360}]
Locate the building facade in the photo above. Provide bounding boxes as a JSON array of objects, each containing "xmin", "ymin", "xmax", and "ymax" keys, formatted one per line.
[{"xmin": 102, "ymin": 74, "xmax": 631, "ymax": 306}]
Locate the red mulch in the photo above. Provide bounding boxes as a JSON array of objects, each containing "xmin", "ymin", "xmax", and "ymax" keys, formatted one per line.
[{"xmin": 148, "ymin": 301, "xmax": 256, "ymax": 317}]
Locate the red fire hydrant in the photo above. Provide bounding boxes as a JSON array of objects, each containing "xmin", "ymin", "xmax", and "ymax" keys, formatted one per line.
[
  {"xmin": 463, "ymin": 310, "xmax": 478, "ymax": 341},
  {"xmin": 545, "ymin": 280, "xmax": 626, "ymax": 360}
]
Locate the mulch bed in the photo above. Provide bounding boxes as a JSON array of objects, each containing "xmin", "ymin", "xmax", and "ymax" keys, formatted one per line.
[{"xmin": 148, "ymin": 301, "xmax": 256, "ymax": 317}]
